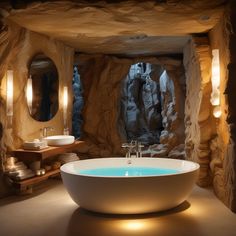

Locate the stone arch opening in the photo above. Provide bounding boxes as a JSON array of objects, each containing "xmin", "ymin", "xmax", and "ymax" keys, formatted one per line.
[{"xmin": 119, "ymin": 60, "xmax": 186, "ymax": 158}]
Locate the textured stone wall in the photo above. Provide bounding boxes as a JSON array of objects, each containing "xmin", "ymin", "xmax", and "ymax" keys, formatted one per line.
[
  {"xmin": 144, "ymin": 68, "xmax": 186, "ymax": 159},
  {"xmin": 0, "ymin": 21, "xmax": 25, "ymax": 153},
  {"xmin": 209, "ymin": 3, "xmax": 236, "ymax": 212},
  {"xmin": 120, "ymin": 63, "xmax": 163, "ymax": 145},
  {"xmin": 184, "ymin": 37, "xmax": 213, "ymax": 187},
  {"xmin": 161, "ymin": 66, "xmax": 186, "ymax": 149},
  {"xmin": 5, "ymin": 0, "xmax": 225, "ymax": 55},
  {"xmin": 1, "ymin": 27, "xmax": 74, "ymax": 151},
  {"xmin": 183, "ymin": 5, "xmax": 236, "ymax": 212},
  {"xmin": 0, "ymin": 20, "xmax": 74, "ymax": 196},
  {"xmin": 226, "ymin": 1, "xmax": 236, "ymax": 212},
  {"xmin": 0, "ymin": 19, "xmax": 27, "ymax": 196},
  {"xmin": 76, "ymin": 54, "xmax": 185, "ymax": 158}
]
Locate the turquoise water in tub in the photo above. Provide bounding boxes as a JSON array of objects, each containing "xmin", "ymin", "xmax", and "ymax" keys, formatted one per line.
[{"xmin": 79, "ymin": 167, "xmax": 179, "ymax": 177}]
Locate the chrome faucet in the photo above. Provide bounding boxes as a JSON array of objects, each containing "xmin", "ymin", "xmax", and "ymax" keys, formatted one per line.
[
  {"xmin": 122, "ymin": 141, "xmax": 135, "ymax": 158},
  {"xmin": 41, "ymin": 127, "xmax": 54, "ymax": 137},
  {"xmin": 136, "ymin": 141, "xmax": 144, "ymax": 158},
  {"xmin": 122, "ymin": 140, "xmax": 144, "ymax": 159}
]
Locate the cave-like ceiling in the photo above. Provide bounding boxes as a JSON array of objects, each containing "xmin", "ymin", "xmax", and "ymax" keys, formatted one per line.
[{"xmin": 2, "ymin": 0, "xmax": 228, "ymax": 56}]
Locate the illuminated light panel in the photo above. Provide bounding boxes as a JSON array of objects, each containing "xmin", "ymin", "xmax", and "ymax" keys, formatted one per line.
[
  {"xmin": 6, "ymin": 70, "xmax": 13, "ymax": 117},
  {"xmin": 26, "ymin": 76, "xmax": 33, "ymax": 114},
  {"xmin": 63, "ymin": 86, "xmax": 68, "ymax": 126}
]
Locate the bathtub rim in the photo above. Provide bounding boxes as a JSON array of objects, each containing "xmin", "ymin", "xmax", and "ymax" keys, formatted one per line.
[{"xmin": 60, "ymin": 157, "xmax": 200, "ymax": 178}]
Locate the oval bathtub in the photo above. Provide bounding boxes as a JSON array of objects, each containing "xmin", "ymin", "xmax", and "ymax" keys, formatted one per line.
[{"xmin": 60, "ymin": 158, "xmax": 199, "ymax": 214}]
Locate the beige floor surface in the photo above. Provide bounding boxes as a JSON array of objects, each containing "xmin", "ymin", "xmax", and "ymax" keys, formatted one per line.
[{"xmin": 0, "ymin": 180, "xmax": 236, "ymax": 236}]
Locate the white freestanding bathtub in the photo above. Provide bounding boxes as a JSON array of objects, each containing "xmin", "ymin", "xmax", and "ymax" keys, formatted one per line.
[{"xmin": 60, "ymin": 158, "xmax": 199, "ymax": 214}]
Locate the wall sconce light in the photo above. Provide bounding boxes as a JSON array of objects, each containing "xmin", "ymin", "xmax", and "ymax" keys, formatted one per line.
[
  {"xmin": 6, "ymin": 70, "xmax": 14, "ymax": 126},
  {"xmin": 210, "ymin": 49, "xmax": 221, "ymax": 118},
  {"xmin": 26, "ymin": 75, "xmax": 33, "ymax": 114},
  {"xmin": 63, "ymin": 86, "xmax": 68, "ymax": 128}
]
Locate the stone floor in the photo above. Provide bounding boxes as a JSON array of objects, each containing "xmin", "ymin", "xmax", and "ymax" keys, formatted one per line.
[{"xmin": 0, "ymin": 180, "xmax": 236, "ymax": 236}]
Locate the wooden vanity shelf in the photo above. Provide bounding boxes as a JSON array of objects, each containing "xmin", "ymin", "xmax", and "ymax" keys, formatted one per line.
[
  {"xmin": 14, "ymin": 141, "xmax": 83, "ymax": 162},
  {"xmin": 13, "ymin": 141, "xmax": 83, "ymax": 193},
  {"xmin": 12, "ymin": 169, "xmax": 60, "ymax": 192}
]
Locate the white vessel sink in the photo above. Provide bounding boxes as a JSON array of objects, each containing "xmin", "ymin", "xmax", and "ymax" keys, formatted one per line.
[{"xmin": 43, "ymin": 135, "xmax": 75, "ymax": 146}]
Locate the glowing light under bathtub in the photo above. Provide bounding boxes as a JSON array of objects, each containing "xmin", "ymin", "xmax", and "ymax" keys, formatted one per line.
[{"xmin": 121, "ymin": 220, "xmax": 146, "ymax": 231}]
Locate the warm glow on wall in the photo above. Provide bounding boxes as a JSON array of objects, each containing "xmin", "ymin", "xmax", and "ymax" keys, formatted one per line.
[
  {"xmin": 6, "ymin": 70, "xmax": 13, "ymax": 125},
  {"xmin": 210, "ymin": 89, "xmax": 220, "ymax": 106},
  {"xmin": 210, "ymin": 49, "xmax": 221, "ymax": 118},
  {"xmin": 26, "ymin": 75, "xmax": 33, "ymax": 114},
  {"xmin": 213, "ymin": 105, "xmax": 222, "ymax": 118}
]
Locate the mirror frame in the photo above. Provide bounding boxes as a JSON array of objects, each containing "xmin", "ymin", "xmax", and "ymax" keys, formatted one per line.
[{"xmin": 27, "ymin": 53, "xmax": 59, "ymax": 122}]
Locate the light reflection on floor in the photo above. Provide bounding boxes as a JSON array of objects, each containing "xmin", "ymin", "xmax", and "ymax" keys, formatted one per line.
[
  {"xmin": 67, "ymin": 201, "xmax": 201, "ymax": 236},
  {"xmin": 120, "ymin": 219, "xmax": 148, "ymax": 231},
  {"xmin": 1, "ymin": 182, "xmax": 236, "ymax": 236}
]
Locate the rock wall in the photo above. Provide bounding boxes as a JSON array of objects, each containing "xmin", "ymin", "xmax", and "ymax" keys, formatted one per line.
[
  {"xmin": 5, "ymin": 0, "xmax": 225, "ymax": 55},
  {"xmin": 76, "ymin": 54, "xmax": 186, "ymax": 158},
  {"xmin": 8, "ymin": 27, "xmax": 73, "ymax": 149},
  {"xmin": 184, "ymin": 37, "xmax": 213, "ymax": 187},
  {"xmin": 0, "ymin": 20, "xmax": 26, "ymax": 196},
  {"xmin": 209, "ymin": 3, "xmax": 236, "ymax": 212},
  {"xmin": 72, "ymin": 66, "xmax": 83, "ymax": 139},
  {"xmin": 120, "ymin": 63, "xmax": 163, "ymax": 145},
  {"xmin": 159, "ymin": 71, "xmax": 175, "ymax": 148},
  {"xmin": 183, "ymin": 5, "xmax": 236, "ymax": 211},
  {"xmin": 0, "ymin": 20, "xmax": 74, "ymax": 196},
  {"xmin": 144, "ymin": 68, "xmax": 186, "ymax": 158},
  {"xmin": 159, "ymin": 70, "xmax": 185, "ymax": 152}
]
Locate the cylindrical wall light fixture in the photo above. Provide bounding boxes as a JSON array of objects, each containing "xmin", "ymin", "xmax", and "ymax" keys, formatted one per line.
[
  {"xmin": 63, "ymin": 86, "xmax": 68, "ymax": 127},
  {"xmin": 210, "ymin": 49, "xmax": 221, "ymax": 118},
  {"xmin": 26, "ymin": 75, "xmax": 33, "ymax": 114},
  {"xmin": 6, "ymin": 70, "xmax": 14, "ymax": 126},
  {"xmin": 210, "ymin": 49, "xmax": 220, "ymax": 106},
  {"xmin": 211, "ymin": 49, "xmax": 220, "ymax": 89}
]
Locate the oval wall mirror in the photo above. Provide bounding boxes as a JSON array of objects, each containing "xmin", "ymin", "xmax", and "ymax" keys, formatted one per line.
[{"xmin": 28, "ymin": 53, "xmax": 59, "ymax": 121}]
